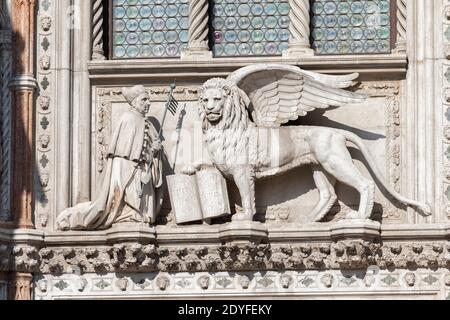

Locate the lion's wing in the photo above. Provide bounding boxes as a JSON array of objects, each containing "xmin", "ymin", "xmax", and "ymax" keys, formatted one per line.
[{"xmin": 228, "ymin": 64, "xmax": 367, "ymax": 127}]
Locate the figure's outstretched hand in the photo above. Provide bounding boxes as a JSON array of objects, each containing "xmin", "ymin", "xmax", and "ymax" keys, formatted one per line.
[
  {"xmin": 181, "ymin": 162, "xmax": 202, "ymax": 175},
  {"xmin": 151, "ymin": 139, "xmax": 162, "ymax": 153}
]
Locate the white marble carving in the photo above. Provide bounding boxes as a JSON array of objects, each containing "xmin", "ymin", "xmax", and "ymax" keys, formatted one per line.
[
  {"xmin": 56, "ymin": 85, "xmax": 164, "ymax": 230},
  {"xmin": 189, "ymin": 64, "xmax": 432, "ymax": 223},
  {"xmin": 168, "ymin": 168, "xmax": 230, "ymax": 224},
  {"xmin": 34, "ymin": 269, "xmax": 450, "ymax": 300},
  {"xmin": 167, "ymin": 174, "xmax": 203, "ymax": 224}
]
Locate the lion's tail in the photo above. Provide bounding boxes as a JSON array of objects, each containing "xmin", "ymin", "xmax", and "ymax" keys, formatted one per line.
[{"xmin": 340, "ymin": 130, "xmax": 432, "ymax": 216}]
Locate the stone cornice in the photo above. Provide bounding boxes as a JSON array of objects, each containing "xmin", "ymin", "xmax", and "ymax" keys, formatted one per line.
[
  {"xmin": 87, "ymin": 54, "xmax": 408, "ymax": 84},
  {"xmin": 0, "ymin": 223, "xmax": 449, "ymax": 275}
]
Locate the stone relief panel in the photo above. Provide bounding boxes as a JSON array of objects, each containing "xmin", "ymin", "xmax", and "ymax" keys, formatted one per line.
[
  {"xmin": 34, "ymin": 269, "xmax": 450, "ymax": 300},
  {"xmin": 90, "ymin": 75, "xmax": 411, "ymax": 227}
]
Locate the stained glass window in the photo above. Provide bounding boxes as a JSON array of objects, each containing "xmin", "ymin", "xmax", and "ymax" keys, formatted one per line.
[
  {"xmin": 112, "ymin": 0, "xmax": 189, "ymax": 59},
  {"xmin": 311, "ymin": 0, "xmax": 392, "ymax": 55},
  {"xmin": 210, "ymin": 0, "xmax": 291, "ymax": 57}
]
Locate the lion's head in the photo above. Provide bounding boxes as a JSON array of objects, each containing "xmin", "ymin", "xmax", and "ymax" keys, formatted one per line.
[
  {"xmin": 198, "ymin": 78, "xmax": 232, "ymax": 124},
  {"xmin": 198, "ymin": 78, "xmax": 248, "ymax": 132}
]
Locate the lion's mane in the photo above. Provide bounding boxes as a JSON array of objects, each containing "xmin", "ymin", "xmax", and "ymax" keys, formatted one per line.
[{"xmin": 199, "ymin": 78, "xmax": 253, "ymax": 168}]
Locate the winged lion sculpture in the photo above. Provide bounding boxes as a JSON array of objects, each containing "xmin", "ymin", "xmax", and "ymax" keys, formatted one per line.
[{"xmin": 185, "ymin": 64, "xmax": 431, "ymax": 223}]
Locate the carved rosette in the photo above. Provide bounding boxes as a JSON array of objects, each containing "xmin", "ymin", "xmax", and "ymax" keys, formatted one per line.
[
  {"xmin": 92, "ymin": 0, "xmax": 105, "ymax": 60},
  {"xmin": 395, "ymin": 0, "xmax": 407, "ymax": 53},
  {"xmin": 284, "ymin": 0, "xmax": 313, "ymax": 56}
]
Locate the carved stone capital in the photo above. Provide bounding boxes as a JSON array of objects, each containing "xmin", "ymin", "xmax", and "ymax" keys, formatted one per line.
[{"xmin": 8, "ymin": 272, "xmax": 33, "ymax": 300}]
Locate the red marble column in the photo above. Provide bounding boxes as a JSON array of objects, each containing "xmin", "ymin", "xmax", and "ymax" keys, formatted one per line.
[
  {"xmin": 10, "ymin": 0, "xmax": 36, "ymax": 230},
  {"xmin": 8, "ymin": 0, "xmax": 37, "ymax": 301}
]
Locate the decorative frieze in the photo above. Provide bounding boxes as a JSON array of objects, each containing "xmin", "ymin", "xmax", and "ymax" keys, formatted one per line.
[
  {"xmin": 444, "ymin": 1, "xmax": 450, "ymax": 220},
  {"xmin": 35, "ymin": 0, "xmax": 54, "ymax": 229},
  {"xmin": 34, "ymin": 268, "xmax": 450, "ymax": 300}
]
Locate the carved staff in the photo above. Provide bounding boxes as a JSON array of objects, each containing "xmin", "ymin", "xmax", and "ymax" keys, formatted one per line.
[{"xmin": 158, "ymin": 83, "xmax": 178, "ymax": 137}]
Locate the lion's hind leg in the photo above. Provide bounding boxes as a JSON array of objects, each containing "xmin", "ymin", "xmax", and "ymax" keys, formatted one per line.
[
  {"xmin": 316, "ymin": 135, "xmax": 375, "ymax": 220},
  {"xmin": 308, "ymin": 165, "xmax": 337, "ymax": 222}
]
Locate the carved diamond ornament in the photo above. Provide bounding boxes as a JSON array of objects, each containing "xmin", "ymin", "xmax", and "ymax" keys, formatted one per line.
[
  {"xmin": 54, "ymin": 280, "xmax": 69, "ymax": 291},
  {"xmin": 216, "ymin": 277, "xmax": 233, "ymax": 288},
  {"xmin": 94, "ymin": 279, "xmax": 110, "ymax": 290},
  {"xmin": 300, "ymin": 276, "xmax": 315, "ymax": 288},
  {"xmin": 257, "ymin": 277, "xmax": 274, "ymax": 288},
  {"xmin": 422, "ymin": 275, "xmax": 439, "ymax": 286},
  {"xmin": 381, "ymin": 275, "xmax": 397, "ymax": 286}
]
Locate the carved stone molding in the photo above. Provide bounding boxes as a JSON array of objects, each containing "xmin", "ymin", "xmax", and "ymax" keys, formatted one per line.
[
  {"xmin": 34, "ymin": 268, "xmax": 450, "ymax": 300},
  {"xmin": 35, "ymin": 0, "xmax": 54, "ymax": 229},
  {"xmin": 444, "ymin": 3, "xmax": 450, "ymax": 221}
]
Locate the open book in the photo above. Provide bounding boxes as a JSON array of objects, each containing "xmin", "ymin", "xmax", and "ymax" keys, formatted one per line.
[{"xmin": 167, "ymin": 168, "xmax": 231, "ymax": 224}]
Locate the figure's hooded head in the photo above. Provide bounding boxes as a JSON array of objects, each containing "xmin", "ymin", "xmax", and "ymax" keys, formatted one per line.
[{"xmin": 122, "ymin": 85, "xmax": 151, "ymax": 115}]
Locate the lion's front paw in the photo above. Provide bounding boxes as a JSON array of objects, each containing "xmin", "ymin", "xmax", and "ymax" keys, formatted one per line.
[
  {"xmin": 56, "ymin": 214, "xmax": 70, "ymax": 231},
  {"xmin": 181, "ymin": 165, "xmax": 197, "ymax": 176}
]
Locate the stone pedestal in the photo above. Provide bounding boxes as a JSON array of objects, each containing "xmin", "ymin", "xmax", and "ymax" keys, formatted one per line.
[
  {"xmin": 106, "ymin": 223, "xmax": 156, "ymax": 245},
  {"xmin": 219, "ymin": 221, "xmax": 268, "ymax": 244},
  {"xmin": 330, "ymin": 220, "xmax": 381, "ymax": 241}
]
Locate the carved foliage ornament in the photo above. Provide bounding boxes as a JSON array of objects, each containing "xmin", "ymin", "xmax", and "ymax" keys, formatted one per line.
[{"xmin": 2, "ymin": 241, "xmax": 449, "ymax": 274}]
